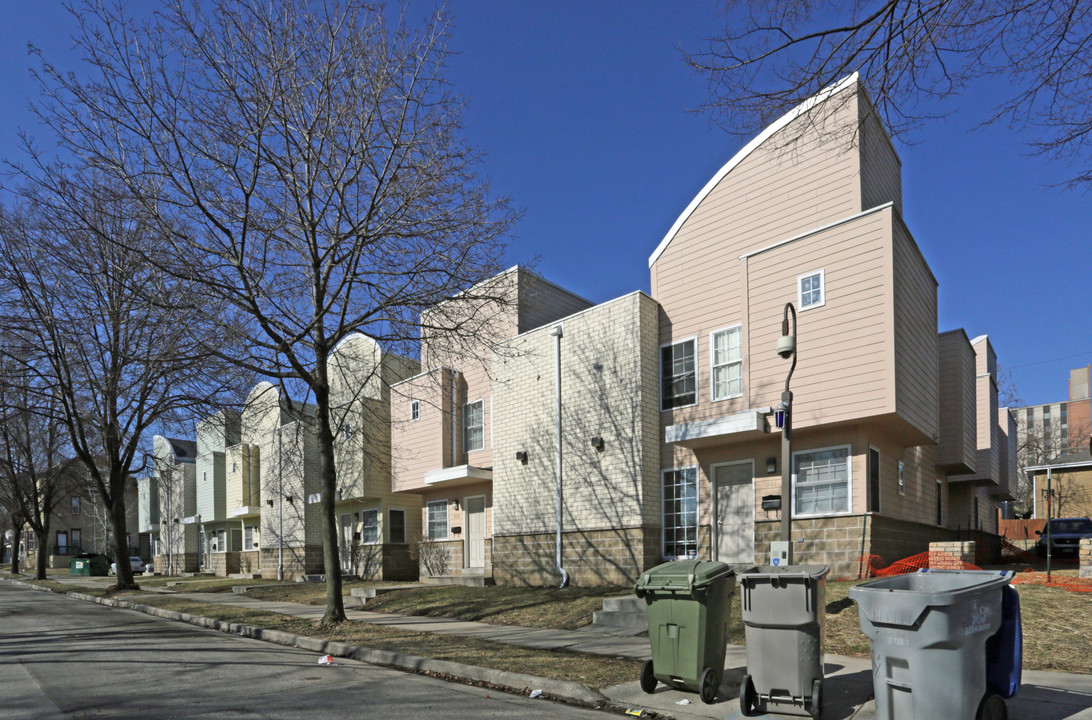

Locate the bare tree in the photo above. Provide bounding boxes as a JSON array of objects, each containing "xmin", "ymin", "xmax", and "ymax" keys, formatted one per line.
[
  {"xmin": 32, "ymin": 0, "xmax": 515, "ymax": 623},
  {"xmin": 687, "ymin": 1, "xmax": 1092, "ymax": 186},
  {"xmin": 0, "ymin": 181, "xmax": 240, "ymax": 591},
  {"xmin": 0, "ymin": 351, "xmax": 82, "ymax": 580}
]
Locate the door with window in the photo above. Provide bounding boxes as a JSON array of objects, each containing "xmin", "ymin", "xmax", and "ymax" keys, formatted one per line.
[
  {"xmin": 714, "ymin": 462, "xmax": 754, "ymax": 564},
  {"xmin": 56, "ymin": 531, "xmax": 68, "ymax": 556},
  {"xmin": 465, "ymin": 496, "xmax": 486, "ymax": 569},
  {"xmin": 339, "ymin": 513, "xmax": 354, "ymax": 573}
]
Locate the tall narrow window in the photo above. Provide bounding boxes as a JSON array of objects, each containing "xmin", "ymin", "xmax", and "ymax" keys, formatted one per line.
[
  {"xmin": 662, "ymin": 468, "xmax": 698, "ymax": 558},
  {"xmin": 897, "ymin": 460, "xmax": 906, "ymax": 496},
  {"xmin": 798, "ymin": 270, "xmax": 826, "ymax": 310},
  {"xmin": 71, "ymin": 497, "xmax": 81, "ymax": 515},
  {"xmin": 974, "ymin": 496, "xmax": 980, "ymax": 530},
  {"xmin": 711, "ymin": 327, "xmax": 742, "ymax": 401},
  {"xmin": 244, "ymin": 525, "xmax": 255, "ymax": 549},
  {"xmin": 464, "ymin": 400, "xmax": 484, "ymax": 452},
  {"xmin": 427, "ymin": 501, "xmax": 448, "ymax": 540},
  {"xmin": 1043, "ymin": 406, "xmax": 1053, "ymax": 452},
  {"xmin": 794, "ymin": 446, "xmax": 850, "ymax": 515},
  {"xmin": 936, "ymin": 479, "xmax": 943, "ymax": 526},
  {"xmin": 411, "ymin": 400, "xmax": 420, "ymax": 421},
  {"xmin": 1060, "ymin": 403, "xmax": 1069, "ymax": 451},
  {"xmin": 661, "ymin": 339, "xmax": 697, "ymax": 409},
  {"xmin": 389, "ymin": 509, "xmax": 406, "ymax": 544},
  {"xmin": 361, "ymin": 509, "xmax": 379, "ymax": 544},
  {"xmin": 867, "ymin": 448, "xmax": 881, "ymax": 513}
]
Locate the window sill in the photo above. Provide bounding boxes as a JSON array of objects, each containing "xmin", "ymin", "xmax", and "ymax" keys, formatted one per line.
[{"xmin": 660, "ymin": 402, "xmax": 699, "ymax": 413}]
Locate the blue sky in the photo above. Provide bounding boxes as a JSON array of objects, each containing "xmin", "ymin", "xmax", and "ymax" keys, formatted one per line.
[{"xmin": 1, "ymin": 2, "xmax": 1088, "ymax": 407}]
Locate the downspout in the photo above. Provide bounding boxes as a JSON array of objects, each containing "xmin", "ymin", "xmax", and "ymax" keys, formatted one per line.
[
  {"xmin": 551, "ymin": 324, "xmax": 569, "ymax": 588},
  {"xmin": 450, "ymin": 369, "xmax": 459, "ymax": 466},
  {"xmin": 277, "ymin": 427, "xmax": 284, "ymax": 581}
]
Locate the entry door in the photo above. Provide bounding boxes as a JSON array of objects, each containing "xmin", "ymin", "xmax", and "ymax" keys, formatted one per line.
[
  {"xmin": 198, "ymin": 530, "xmax": 206, "ymax": 570},
  {"xmin": 465, "ymin": 496, "xmax": 486, "ymax": 568},
  {"xmin": 714, "ymin": 463, "xmax": 755, "ymax": 564},
  {"xmin": 71, "ymin": 529, "xmax": 82, "ymax": 554},
  {"xmin": 339, "ymin": 513, "xmax": 354, "ymax": 573}
]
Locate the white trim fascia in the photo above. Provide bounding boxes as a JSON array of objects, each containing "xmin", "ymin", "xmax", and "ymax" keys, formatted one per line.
[
  {"xmin": 708, "ymin": 324, "xmax": 744, "ymax": 403},
  {"xmin": 229, "ymin": 505, "xmax": 262, "ymax": 518},
  {"xmin": 739, "ymin": 202, "xmax": 892, "ymax": 261},
  {"xmin": 665, "ymin": 409, "xmax": 767, "ymax": 445},
  {"xmin": 391, "ymin": 365, "xmax": 454, "ymax": 388},
  {"xmin": 659, "ymin": 335, "xmax": 700, "ymax": 412},
  {"xmin": 649, "ymin": 72, "xmax": 860, "ymax": 268},
  {"xmin": 181, "ymin": 515, "xmax": 201, "ymax": 525},
  {"xmin": 424, "ymin": 465, "xmax": 493, "ymax": 485},
  {"xmin": 1026, "ymin": 460, "xmax": 1092, "ymax": 472},
  {"xmin": 791, "ymin": 444, "xmax": 854, "ymax": 518}
]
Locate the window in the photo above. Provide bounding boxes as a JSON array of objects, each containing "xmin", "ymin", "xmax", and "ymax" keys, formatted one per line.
[
  {"xmin": 71, "ymin": 529, "xmax": 81, "ymax": 552},
  {"xmin": 362, "ymin": 509, "xmax": 379, "ymax": 544},
  {"xmin": 389, "ymin": 509, "xmax": 406, "ymax": 544},
  {"xmin": 71, "ymin": 497, "xmax": 81, "ymax": 515},
  {"xmin": 232, "ymin": 461, "xmax": 238, "ymax": 473},
  {"xmin": 897, "ymin": 460, "xmax": 906, "ymax": 496},
  {"xmin": 974, "ymin": 496, "xmax": 980, "ymax": 530},
  {"xmin": 936, "ymin": 479, "xmax": 943, "ymax": 526},
  {"xmin": 794, "ymin": 446, "xmax": 850, "ymax": 515},
  {"xmin": 244, "ymin": 525, "xmax": 256, "ymax": 549},
  {"xmin": 710, "ymin": 327, "xmax": 742, "ymax": 401},
  {"xmin": 798, "ymin": 270, "xmax": 825, "ymax": 310},
  {"xmin": 1060, "ymin": 403, "xmax": 1069, "ymax": 451},
  {"xmin": 1043, "ymin": 406, "xmax": 1052, "ymax": 450},
  {"xmin": 661, "ymin": 339, "xmax": 697, "ymax": 410},
  {"xmin": 411, "ymin": 400, "xmax": 420, "ymax": 421},
  {"xmin": 867, "ymin": 447, "xmax": 880, "ymax": 513},
  {"xmin": 464, "ymin": 400, "xmax": 484, "ymax": 452},
  {"xmin": 215, "ymin": 528, "xmax": 226, "ymax": 553},
  {"xmin": 427, "ymin": 501, "xmax": 448, "ymax": 540},
  {"xmin": 662, "ymin": 468, "xmax": 698, "ymax": 558}
]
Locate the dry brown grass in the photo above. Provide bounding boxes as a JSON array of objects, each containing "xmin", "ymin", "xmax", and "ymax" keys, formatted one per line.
[{"xmin": 135, "ymin": 596, "xmax": 642, "ymax": 690}]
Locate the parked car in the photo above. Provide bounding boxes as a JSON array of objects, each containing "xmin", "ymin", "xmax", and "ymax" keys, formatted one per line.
[
  {"xmin": 1035, "ymin": 517, "xmax": 1092, "ymax": 558},
  {"xmin": 109, "ymin": 556, "xmax": 150, "ymax": 575}
]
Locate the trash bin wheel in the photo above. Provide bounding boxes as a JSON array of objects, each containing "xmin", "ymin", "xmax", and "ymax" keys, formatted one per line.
[
  {"xmin": 699, "ymin": 667, "xmax": 718, "ymax": 704},
  {"xmin": 976, "ymin": 692, "xmax": 1007, "ymax": 720},
  {"xmin": 739, "ymin": 674, "xmax": 757, "ymax": 717},
  {"xmin": 639, "ymin": 660, "xmax": 657, "ymax": 694},
  {"xmin": 808, "ymin": 678, "xmax": 822, "ymax": 719}
]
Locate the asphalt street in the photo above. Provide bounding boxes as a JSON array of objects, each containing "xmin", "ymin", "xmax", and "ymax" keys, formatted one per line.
[{"xmin": 0, "ymin": 583, "xmax": 610, "ymax": 719}]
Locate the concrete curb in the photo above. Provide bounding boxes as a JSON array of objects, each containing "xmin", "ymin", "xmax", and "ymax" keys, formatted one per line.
[{"xmin": 4, "ymin": 579, "xmax": 608, "ymax": 709}]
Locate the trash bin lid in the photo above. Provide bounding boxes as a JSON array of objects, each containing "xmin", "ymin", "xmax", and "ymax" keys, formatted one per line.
[
  {"xmin": 635, "ymin": 559, "xmax": 734, "ymax": 594},
  {"xmin": 738, "ymin": 564, "xmax": 829, "ymax": 584}
]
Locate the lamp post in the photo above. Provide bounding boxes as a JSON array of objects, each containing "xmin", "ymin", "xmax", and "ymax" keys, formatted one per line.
[{"xmin": 773, "ymin": 303, "xmax": 798, "ymax": 566}]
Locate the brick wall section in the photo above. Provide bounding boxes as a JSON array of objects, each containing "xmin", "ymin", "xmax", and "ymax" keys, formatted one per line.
[
  {"xmin": 210, "ymin": 552, "xmax": 241, "ymax": 577},
  {"xmin": 238, "ymin": 551, "xmax": 260, "ymax": 575},
  {"xmin": 1081, "ymin": 538, "xmax": 1092, "ymax": 579},
  {"xmin": 929, "ymin": 541, "xmax": 976, "ymax": 569}
]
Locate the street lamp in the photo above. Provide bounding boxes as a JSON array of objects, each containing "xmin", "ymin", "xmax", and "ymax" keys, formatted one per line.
[{"xmin": 772, "ymin": 303, "xmax": 797, "ymax": 566}]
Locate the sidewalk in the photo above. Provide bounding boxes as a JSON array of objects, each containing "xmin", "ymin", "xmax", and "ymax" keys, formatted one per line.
[{"xmin": 124, "ymin": 587, "xmax": 1092, "ymax": 720}]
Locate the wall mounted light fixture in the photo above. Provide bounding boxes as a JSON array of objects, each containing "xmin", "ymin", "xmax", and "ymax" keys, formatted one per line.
[
  {"xmin": 453, "ymin": 499, "xmax": 461, "ymax": 511},
  {"xmin": 515, "ymin": 450, "xmax": 528, "ymax": 464},
  {"xmin": 266, "ymin": 499, "xmax": 274, "ymax": 507},
  {"xmin": 766, "ymin": 457, "xmax": 777, "ymax": 474},
  {"xmin": 590, "ymin": 436, "xmax": 605, "ymax": 451},
  {"xmin": 284, "ymin": 495, "xmax": 294, "ymax": 504}
]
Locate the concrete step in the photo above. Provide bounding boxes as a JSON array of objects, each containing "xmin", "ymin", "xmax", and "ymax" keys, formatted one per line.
[
  {"xmin": 420, "ymin": 575, "xmax": 495, "ymax": 587},
  {"xmin": 601, "ymin": 595, "xmax": 645, "ymax": 613},
  {"xmin": 349, "ymin": 584, "xmax": 425, "ymax": 600},
  {"xmin": 591, "ymin": 594, "xmax": 648, "ymax": 634},
  {"xmin": 228, "ymin": 573, "xmax": 262, "ymax": 580}
]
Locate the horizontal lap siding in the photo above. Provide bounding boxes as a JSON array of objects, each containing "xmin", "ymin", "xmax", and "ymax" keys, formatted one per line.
[
  {"xmin": 937, "ymin": 331, "xmax": 977, "ymax": 470},
  {"xmin": 892, "ymin": 220, "xmax": 939, "ymax": 441},
  {"xmin": 747, "ymin": 211, "xmax": 893, "ymax": 428},
  {"xmin": 390, "ymin": 369, "xmax": 450, "ymax": 492},
  {"xmin": 859, "ymin": 107, "xmax": 903, "ymax": 215},
  {"xmin": 517, "ymin": 270, "xmax": 594, "ymax": 332}
]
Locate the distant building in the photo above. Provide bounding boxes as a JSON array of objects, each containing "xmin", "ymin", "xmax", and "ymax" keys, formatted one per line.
[{"xmin": 1015, "ymin": 366, "xmax": 1091, "ymax": 459}]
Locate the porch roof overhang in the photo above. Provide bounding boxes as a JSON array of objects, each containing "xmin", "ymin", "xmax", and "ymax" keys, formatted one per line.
[
  {"xmin": 664, "ymin": 408, "xmax": 771, "ymax": 449},
  {"xmin": 180, "ymin": 515, "xmax": 201, "ymax": 525},
  {"xmin": 230, "ymin": 505, "xmax": 262, "ymax": 518},
  {"xmin": 424, "ymin": 465, "xmax": 492, "ymax": 489}
]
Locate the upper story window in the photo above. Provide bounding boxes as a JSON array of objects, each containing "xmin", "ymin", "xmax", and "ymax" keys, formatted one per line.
[
  {"xmin": 411, "ymin": 400, "xmax": 420, "ymax": 421},
  {"xmin": 71, "ymin": 497, "xmax": 81, "ymax": 515},
  {"xmin": 464, "ymin": 400, "xmax": 484, "ymax": 452},
  {"xmin": 798, "ymin": 269, "xmax": 826, "ymax": 310},
  {"xmin": 794, "ymin": 446, "xmax": 850, "ymax": 516},
  {"xmin": 661, "ymin": 338, "xmax": 697, "ymax": 410},
  {"xmin": 427, "ymin": 501, "xmax": 448, "ymax": 540},
  {"xmin": 710, "ymin": 326, "xmax": 742, "ymax": 401}
]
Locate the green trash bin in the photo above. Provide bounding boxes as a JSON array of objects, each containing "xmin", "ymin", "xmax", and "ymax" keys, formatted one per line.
[
  {"xmin": 69, "ymin": 553, "xmax": 110, "ymax": 576},
  {"xmin": 634, "ymin": 559, "xmax": 736, "ymax": 704}
]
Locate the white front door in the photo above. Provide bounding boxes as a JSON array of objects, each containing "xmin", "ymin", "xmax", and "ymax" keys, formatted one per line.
[
  {"xmin": 339, "ymin": 513, "xmax": 354, "ymax": 573},
  {"xmin": 714, "ymin": 462, "xmax": 755, "ymax": 564},
  {"xmin": 465, "ymin": 496, "xmax": 486, "ymax": 568}
]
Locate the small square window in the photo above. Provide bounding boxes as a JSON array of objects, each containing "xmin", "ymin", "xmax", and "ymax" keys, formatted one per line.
[
  {"xmin": 798, "ymin": 270, "xmax": 825, "ymax": 310},
  {"xmin": 411, "ymin": 400, "xmax": 420, "ymax": 421}
]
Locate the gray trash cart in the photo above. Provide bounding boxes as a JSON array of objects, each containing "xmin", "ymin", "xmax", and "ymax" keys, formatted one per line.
[
  {"xmin": 738, "ymin": 564, "xmax": 829, "ymax": 718},
  {"xmin": 849, "ymin": 569, "xmax": 1016, "ymax": 720}
]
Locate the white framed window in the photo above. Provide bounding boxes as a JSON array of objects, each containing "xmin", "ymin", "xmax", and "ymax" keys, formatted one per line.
[
  {"xmin": 464, "ymin": 400, "xmax": 484, "ymax": 452},
  {"xmin": 427, "ymin": 501, "xmax": 448, "ymax": 540},
  {"xmin": 411, "ymin": 400, "xmax": 420, "ymax": 421},
  {"xmin": 898, "ymin": 460, "xmax": 906, "ymax": 496},
  {"xmin": 660, "ymin": 337, "xmax": 698, "ymax": 410},
  {"xmin": 661, "ymin": 467, "xmax": 698, "ymax": 559},
  {"xmin": 214, "ymin": 528, "xmax": 226, "ymax": 553},
  {"xmin": 361, "ymin": 509, "xmax": 380, "ymax": 544},
  {"xmin": 389, "ymin": 509, "xmax": 406, "ymax": 544},
  {"xmin": 710, "ymin": 326, "xmax": 742, "ymax": 401},
  {"xmin": 244, "ymin": 525, "xmax": 257, "ymax": 549},
  {"xmin": 798, "ymin": 269, "xmax": 825, "ymax": 310},
  {"xmin": 793, "ymin": 445, "xmax": 851, "ymax": 516}
]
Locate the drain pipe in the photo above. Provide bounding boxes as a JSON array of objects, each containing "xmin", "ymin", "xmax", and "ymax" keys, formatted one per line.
[{"xmin": 550, "ymin": 324, "xmax": 569, "ymax": 588}]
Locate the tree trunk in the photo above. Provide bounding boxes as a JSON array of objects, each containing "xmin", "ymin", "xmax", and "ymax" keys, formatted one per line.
[
  {"xmin": 111, "ymin": 472, "xmax": 137, "ymax": 591},
  {"xmin": 34, "ymin": 522, "xmax": 49, "ymax": 580},
  {"xmin": 9, "ymin": 521, "xmax": 21, "ymax": 575},
  {"xmin": 313, "ymin": 360, "xmax": 346, "ymax": 626}
]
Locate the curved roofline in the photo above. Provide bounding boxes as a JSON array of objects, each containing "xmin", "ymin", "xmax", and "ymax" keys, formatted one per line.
[{"xmin": 648, "ymin": 72, "xmax": 859, "ymax": 268}]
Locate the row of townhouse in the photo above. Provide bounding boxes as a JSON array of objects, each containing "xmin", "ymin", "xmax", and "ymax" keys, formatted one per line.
[{"xmin": 139, "ymin": 75, "xmax": 1017, "ymax": 583}]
